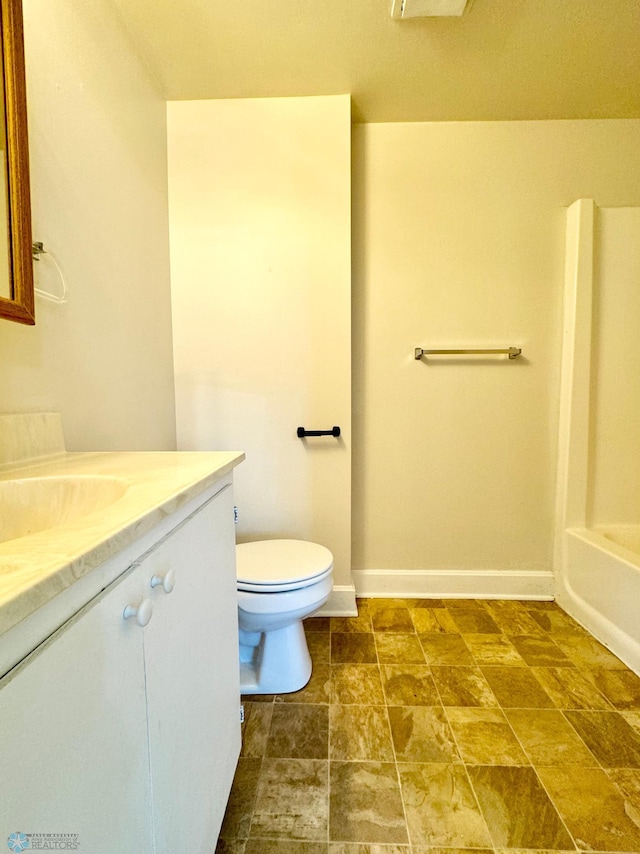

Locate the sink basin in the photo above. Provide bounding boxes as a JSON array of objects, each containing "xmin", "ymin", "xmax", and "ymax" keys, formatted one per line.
[{"xmin": 0, "ymin": 475, "xmax": 129, "ymax": 544}]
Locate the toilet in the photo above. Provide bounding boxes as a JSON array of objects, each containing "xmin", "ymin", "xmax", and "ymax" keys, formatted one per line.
[{"xmin": 236, "ymin": 539, "xmax": 334, "ymax": 695}]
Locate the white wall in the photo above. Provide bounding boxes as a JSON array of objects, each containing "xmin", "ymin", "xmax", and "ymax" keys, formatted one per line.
[
  {"xmin": 588, "ymin": 206, "xmax": 640, "ymax": 526},
  {"xmin": 0, "ymin": 0, "xmax": 176, "ymax": 451},
  {"xmin": 352, "ymin": 120, "xmax": 640, "ymax": 585}
]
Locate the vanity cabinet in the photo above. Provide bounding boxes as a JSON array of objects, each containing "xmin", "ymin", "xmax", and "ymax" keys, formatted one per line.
[
  {"xmin": 0, "ymin": 481, "xmax": 240, "ymax": 853},
  {"xmin": 143, "ymin": 482, "xmax": 240, "ymax": 853},
  {"xmin": 0, "ymin": 557, "xmax": 152, "ymax": 850}
]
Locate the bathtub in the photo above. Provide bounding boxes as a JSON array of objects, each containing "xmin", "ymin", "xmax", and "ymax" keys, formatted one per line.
[
  {"xmin": 597, "ymin": 524, "xmax": 640, "ymax": 554},
  {"xmin": 558, "ymin": 526, "xmax": 640, "ymax": 675}
]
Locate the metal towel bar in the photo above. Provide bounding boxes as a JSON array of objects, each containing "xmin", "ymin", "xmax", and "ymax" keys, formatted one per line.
[{"xmin": 415, "ymin": 347, "xmax": 522, "ymax": 360}]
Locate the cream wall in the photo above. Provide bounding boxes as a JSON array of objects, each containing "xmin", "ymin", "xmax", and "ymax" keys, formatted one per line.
[
  {"xmin": 168, "ymin": 96, "xmax": 353, "ymax": 594},
  {"xmin": 0, "ymin": 0, "xmax": 176, "ymax": 451},
  {"xmin": 352, "ymin": 120, "xmax": 640, "ymax": 586}
]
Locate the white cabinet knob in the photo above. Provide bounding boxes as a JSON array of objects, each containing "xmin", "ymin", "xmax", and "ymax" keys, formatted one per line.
[
  {"xmin": 123, "ymin": 599, "xmax": 153, "ymax": 627},
  {"xmin": 150, "ymin": 568, "xmax": 176, "ymax": 594}
]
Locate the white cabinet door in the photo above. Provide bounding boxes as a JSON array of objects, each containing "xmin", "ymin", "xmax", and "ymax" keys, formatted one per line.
[
  {"xmin": 0, "ymin": 565, "xmax": 153, "ymax": 853},
  {"xmin": 143, "ymin": 484, "xmax": 241, "ymax": 853}
]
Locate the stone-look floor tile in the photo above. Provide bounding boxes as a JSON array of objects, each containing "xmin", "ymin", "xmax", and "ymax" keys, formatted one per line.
[
  {"xmin": 388, "ymin": 705, "xmax": 461, "ymax": 762},
  {"xmin": 330, "ymin": 704, "xmax": 395, "ymax": 761},
  {"xmin": 481, "ymin": 666, "xmax": 554, "ymax": 708},
  {"xmin": 245, "ymin": 842, "xmax": 327, "ymax": 854},
  {"xmin": 408, "ymin": 597, "xmax": 447, "ymax": 608},
  {"xmin": 380, "ymin": 664, "xmax": 440, "ymax": 706},
  {"xmin": 221, "ymin": 599, "xmax": 640, "ymax": 854},
  {"xmin": 331, "ymin": 613, "xmax": 373, "ymax": 633},
  {"xmin": 485, "ymin": 599, "xmax": 530, "ymax": 613},
  {"xmin": 367, "ymin": 598, "xmax": 413, "ymax": 612},
  {"xmin": 329, "ymin": 761, "xmax": 408, "ymax": 845},
  {"xmin": 608, "ymin": 768, "xmax": 640, "ymax": 814},
  {"xmin": 468, "ymin": 765, "xmax": 574, "ymax": 850},
  {"xmin": 442, "ymin": 599, "xmax": 488, "ymax": 610},
  {"xmin": 563, "ymin": 710, "xmax": 640, "ymax": 768},
  {"xmin": 219, "ymin": 757, "xmax": 262, "ymax": 840},
  {"xmin": 242, "ymin": 693, "xmax": 276, "ymax": 703},
  {"xmin": 494, "ymin": 851, "xmax": 577, "ymax": 854},
  {"xmin": 418, "ymin": 634, "xmax": 475, "ymax": 666},
  {"xmin": 553, "ymin": 634, "xmax": 627, "ymax": 669},
  {"xmin": 449, "ymin": 609, "xmax": 502, "ymax": 635},
  {"xmin": 528, "ymin": 609, "xmax": 586, "ymax": 634},
  {"xmin": 277, "ymin": 661, "xmax": 331, "ymax": 705},
  {"xmin": 265, "ymin": 703, "xmax": 329, "ymax": 759},
  {"xmin": 398, "ymin": 763, "xmax": 492, "ymax": 849},
  {"xmin": 507, "ymin": 635, "xmax": 574, "ymax": 668},
  {"xmin": 215, "ymin": 840, "xmax": 247, "ymax": 854},
  {"xmin": 538, "ymin": 765, "xmax": 640, "ymax": 852},
  {"xmin": 374, "ymin": 633, "xmax": 426, "ymax": 664},
  {"xmin": 250, "ymin": 758, "xmax": 328, "ymax": 841},
  {"xmin": 307, "ymin": 631, "xmax": 331, "ymax": 663},
  {"xmin": 623, "ymin": 710, "xmax": 640, "ymax": 734},
  {"xmin": 446, "ymin": 707, "xmax": 529, "ymax": 765},
  {"xmin": 524, "ymin": 599, "xmax": 561, "ymax": 609},
  {"xmin": 463, "ymin": 633, "xmax": 526, "ymax": 666},
  {"xmin": 305, "ymin": 616, "xmax": 331, "ymax": 632},
  {"xmin": 585, "ymin": 667, "xmax": 640, "ymax": 710},
  {"xmin": 409, "ymin": 607, "xmax": 459, "ymax": 633},
  {"xmin": 532, "ymin": 666, "xmax": 611, "ymax": 710},
  {"xmin": 371, "ymin": 606, "xmax": 415, "ymax": 633},
  {"xmin": 431, "ymin": 666, "xmax": 498, "ymax": 707},
  {"xmin": 427, "ymin": 849, "xmax": 495, "ymax": 854},
  {"xmin": 330, "ymin": 664, "xmax": 385, "ymax": 705},
  {"xmin": 504, "ymin": 709, "xmax": 596, "ymax": 767},
  {"xmin": 241, "ymin": 702, "xmax": 274, "ymax": 757},
  {"xmin": 331, "ymin": 632, "xmax": 378, "ymax": 664},
  {"xmin": 328, "ymin": 845, "xmax": 411, "ymax": 853},
  {"xmin": 487, "ymin": 608, "xmax": 547, "ymax": 635}
]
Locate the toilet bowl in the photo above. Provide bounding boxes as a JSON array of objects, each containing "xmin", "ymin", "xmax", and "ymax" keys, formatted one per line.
[{"xmin": 236, "ymin": 539, "xmax": 333, "ymax": 695}]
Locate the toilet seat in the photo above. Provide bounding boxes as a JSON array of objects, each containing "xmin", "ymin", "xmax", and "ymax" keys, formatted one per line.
[{"xmin": 236, "ymin": 539, "xmax": 333, "ymax": 593}]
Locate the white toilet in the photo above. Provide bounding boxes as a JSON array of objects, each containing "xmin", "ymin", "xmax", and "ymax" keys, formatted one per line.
[{"xmin": 236, "ymin": 538, "xmax": 334, "ymax": 695}]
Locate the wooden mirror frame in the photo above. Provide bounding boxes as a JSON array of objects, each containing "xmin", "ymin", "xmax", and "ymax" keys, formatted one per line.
[{"xmin": 0, "ymin": 0, "xmax": 34, "ymax": 325}]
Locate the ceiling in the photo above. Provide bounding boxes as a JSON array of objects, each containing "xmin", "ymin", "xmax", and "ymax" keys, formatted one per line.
[{"xmin": 110, "ymin": 0, "xmax": 640, "ymax": 123}]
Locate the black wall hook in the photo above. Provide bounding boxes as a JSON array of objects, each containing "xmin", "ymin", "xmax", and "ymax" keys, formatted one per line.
[{"xmin": 297, "ymin": 426, "xmax": 341, "ymax": 438}]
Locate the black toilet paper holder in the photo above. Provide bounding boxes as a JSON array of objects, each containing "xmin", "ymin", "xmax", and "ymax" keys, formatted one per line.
[{"xmin": 296, "ymin": 426, "xmax": 341, "ymax": 438}]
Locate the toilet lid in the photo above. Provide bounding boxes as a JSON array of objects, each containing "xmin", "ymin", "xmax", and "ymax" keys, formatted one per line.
[{"xmin": 236, "ymin": 539, "xmax": 333, "ymax": 592}]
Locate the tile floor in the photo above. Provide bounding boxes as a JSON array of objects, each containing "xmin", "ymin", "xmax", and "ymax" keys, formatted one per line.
[{"xmin": 216, "ymin": 598, "xmax": 640, "ymax": 854}]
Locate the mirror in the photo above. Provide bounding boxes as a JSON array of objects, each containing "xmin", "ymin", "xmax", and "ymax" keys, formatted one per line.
[{"xmin": 0, "ymin": 0, "xmax": 34, "ymax": 325}]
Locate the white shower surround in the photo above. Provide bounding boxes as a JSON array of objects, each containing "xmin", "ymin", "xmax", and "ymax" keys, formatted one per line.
[{"xmin": 556, "ymin": 199, "xmax": 640, "ymax": 676}]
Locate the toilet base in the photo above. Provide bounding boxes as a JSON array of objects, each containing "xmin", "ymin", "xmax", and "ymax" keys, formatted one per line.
[{"xmin": 239, "ymin": 620, "xmax": 312, "ymax": 695}]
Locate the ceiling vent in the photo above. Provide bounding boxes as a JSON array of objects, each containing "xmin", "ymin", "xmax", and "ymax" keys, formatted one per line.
[{"xmin": 391, "ymin": 0, "xmax": 470, "ymax": 18}]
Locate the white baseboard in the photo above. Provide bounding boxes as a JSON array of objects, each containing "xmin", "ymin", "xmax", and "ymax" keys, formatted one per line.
[
  {"xmin": 351, "ymin": 568, "xmax": 555, "ymax": 601},
  {"xmin": 316, "ymin": 584, "xmax": 358, "ymax": 617}
]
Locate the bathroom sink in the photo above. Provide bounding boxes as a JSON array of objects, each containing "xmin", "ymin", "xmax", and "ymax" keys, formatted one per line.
[{"xmin": 0, "ymin": 475, "xmax": 129, "ymax": 544}]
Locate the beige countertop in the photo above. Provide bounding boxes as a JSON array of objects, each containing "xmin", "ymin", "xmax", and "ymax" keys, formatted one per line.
[{"xmin": 0, "ymin": 450, "xmax": 244, "ymax": 636}]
